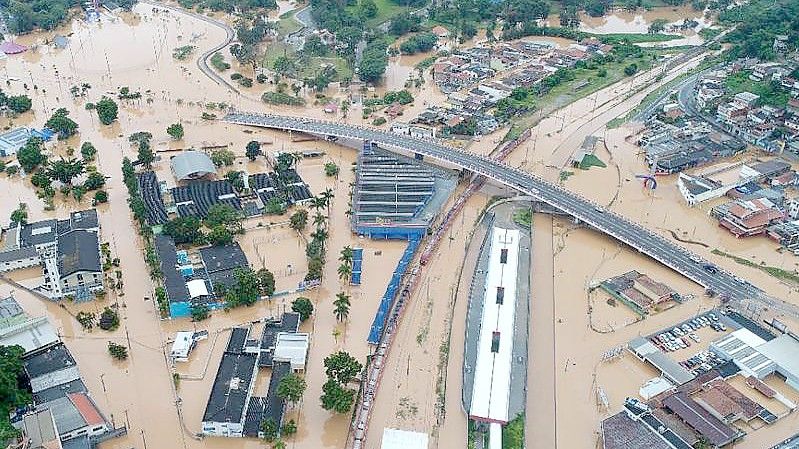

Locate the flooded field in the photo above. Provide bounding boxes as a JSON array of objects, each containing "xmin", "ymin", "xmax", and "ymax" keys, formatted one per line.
[
  {"xmin": 577, "ymin": 6, "xmax": 710, "ymax": 35},
  {"xmin": 0, "ymin": 3, "xmax": 439, "ymax": 449}
]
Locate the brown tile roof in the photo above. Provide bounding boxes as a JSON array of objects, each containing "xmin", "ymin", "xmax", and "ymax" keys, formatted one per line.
[{"xmin": 68, "ymin": 393, "xmax": 104, "ymax": 426}]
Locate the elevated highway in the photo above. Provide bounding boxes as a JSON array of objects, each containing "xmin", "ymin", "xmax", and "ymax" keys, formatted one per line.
[{"xmin": 223, "ymin": 111, "xmax": 788, "ymax": 306}]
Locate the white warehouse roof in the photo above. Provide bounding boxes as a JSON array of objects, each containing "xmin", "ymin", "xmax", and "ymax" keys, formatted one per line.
[
  {"xmin": 381, "ymin": 428, "xmax": 429, "ymax": 449},
  {"xmin": 469, "ymin": 227, "xmax": 519, "ymax": 424}
]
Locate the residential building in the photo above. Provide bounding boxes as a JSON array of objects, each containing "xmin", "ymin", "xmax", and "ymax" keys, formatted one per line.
[
  {"xmin": 717, "ymin": 197, "xmax": 785, "ymax": 237},
  {"xmin": 0, "ymin": 210, "xmax": 103, "ymax": 301}
]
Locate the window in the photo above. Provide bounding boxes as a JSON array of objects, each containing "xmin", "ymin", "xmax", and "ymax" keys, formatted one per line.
[
  {"xmin": 77, "ymin": 273, "xmax": 83, "ymax": 281},
  {"xmin": 491, "ymin": 331, "xmax": 500, "ymax": 353},
  {"xmin": 496, "ymin": 286, "xmax": 504, "ymax": 304},
  {"xmin": 500, "ymin": 249, "xmax": 508, "ymax": 264}
]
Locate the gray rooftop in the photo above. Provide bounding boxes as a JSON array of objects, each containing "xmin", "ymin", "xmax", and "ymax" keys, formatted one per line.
[
  {"xmin": 171, "ymin": 151, "xmax": 216, "ymax": 181},
  {"xmin": 57, "ymin": 230, "xmax": 101, "ymax": 277}
]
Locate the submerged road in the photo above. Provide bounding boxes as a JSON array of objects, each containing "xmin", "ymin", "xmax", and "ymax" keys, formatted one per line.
[{"xmin": 224, "ymin": 111, "xmax": 799, "ymax": 319}]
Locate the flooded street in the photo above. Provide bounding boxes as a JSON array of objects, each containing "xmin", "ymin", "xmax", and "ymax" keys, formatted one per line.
[
  {"xmin": 0, "ymin": 4, "xmax": 431, "ymax": 449},
  {"xmin": 2, "ymin": 2, "xmax": 798, "ymax": 449}
]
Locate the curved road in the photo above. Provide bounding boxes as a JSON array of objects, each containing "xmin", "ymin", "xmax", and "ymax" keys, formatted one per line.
[
  {"xmin": 223, "ymin": 111, "xmax": 799, "ymax": 319},
  {"xmin": 141, "ymin": 0, "xmax": 239, "ymax": 93}
]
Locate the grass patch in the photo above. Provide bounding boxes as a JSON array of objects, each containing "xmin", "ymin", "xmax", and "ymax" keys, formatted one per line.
[
  {"xmin": 262, "ymin": 43, "xmax": 352, "ymax": 82},
  {"xmin": 348, "ymin": 0, "xmax": 409, "ymax": 27},
  {"xmin": 513, "ymin": 207, "xmax": 533, "ymax": 229},
  {"xmin": 277, "ymin": 12, "xmax": 302, "ymax": 36},
  {"xmin": 559, "ymin": 170, "xmax": 574, "ymax": 181},
  {"xmin": 578, "ymin": 153, "xmax": 607, "ymax": 169},
  {"xmin": 724, "ymin": 70, "xmax": 791, "ymax": 108},
  {"xmin": 508, "ymin": 49, "xmax": 663, "ymax": 135},
  {"xmin": 588, "ymin": 32, "xmax": 682, "ymax": 44},
  {"xmin": 502, "ymin": 413, "xmax": 525, "ymax": 449},
  {"xmin": 711, "ymin": 249, "xmax": 799, "ymax": 285}
]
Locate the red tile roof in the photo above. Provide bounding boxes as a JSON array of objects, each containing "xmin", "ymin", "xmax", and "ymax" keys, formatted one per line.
[{"xmin": 68, "ymin": 393, "xmax": 104, "ymax": 426}]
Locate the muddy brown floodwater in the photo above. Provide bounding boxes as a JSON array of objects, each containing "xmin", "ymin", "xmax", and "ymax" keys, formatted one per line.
[
  {"xmin": 0, "ymin": 3, "xmax": 442, "ymax": 449},
  {"xmin": 2, "ymin": 3, "xmax": 798, "ymax": 449}
]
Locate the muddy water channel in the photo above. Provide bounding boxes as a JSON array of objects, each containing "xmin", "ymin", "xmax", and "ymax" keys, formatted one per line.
[{"xmin": 0, "ymin": 4, "xmax": 433, "ymax": 449}]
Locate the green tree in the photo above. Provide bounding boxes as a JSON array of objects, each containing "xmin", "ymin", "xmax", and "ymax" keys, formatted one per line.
[
  {"xmin": 291, "ymin": 297, "xmax": 314, "ymax": 321},
  {"xmin": 205, "ymin": 203, "xmax": 243, "ymax": 233},
  {"xmin": 320, "ymin": 379, "xmax": 356, "ymax": 413},
  {"xmin": 7, "ymin": 95, "xmax": 32, "ymax": 114},
  {"xmin": 96, "ymin": 96, "xmax": 119, "ymax": 125},
  {"xmin": 273, "ymin": 55, "xmax": 293, "ymax": 76},
  {"xmin": 0, "ymin": 345, "xmax": 29, "ymax": 441},
  {"xmin": 137, "ymin": 140, "xmax": 155, "ymax": 169},
  {"xmin": 245, "ymin": 140, "xmax": 261, "ymax": 160},
  {"xmin": 46, "ymin": 157, "xmax": 85, "ymax": 185},
  {"xmin": 303, "ymin": 34, "xmax": 328, "ymax": 56},
  {"xmin": 337, "ymin": 263, "xmax": 352, "ymax": 283},
  {"xmin": 46, "ymin": 108, "xmax": 79, "ymax": 139},
  {"xmin": 207, "ymin": 225, "xmax": 233, "ymax": 246},
  {"xmin": 211, "ymin": 148, "xmax": 235, "ymax": 166},
  {"xmin": 360, "ymin": 0, "xmax": 378, "ymax": 18},
  {"xmin": 107, "ymin": 341, "xmax": 128, "ymax": 360},
  {"xmin": 277, "ymin": 373, "xmax": 307, "ymax": 404},
  {"xmin": 9, "ymin": 203, "xmax": 27, "ymax": 225},
  {"xmin": 624, "ymin": 63, "xmax": 639, "ymax": 76},
  {"xmin": 83, "ymin": 171, "xmax": 107, "ymax": 190},
  {"xmin": 164, "ymin": 216, "xmax": 205, "ymax": 244},
  {"xmin": 17, "ymin": 137, "xmax": 46, "ymax": 172},
  {"xmin": 290, "ymin": 209, "xmax": 308, "ymax": 231},
  {"xmin": 191, "ymin": 303, "xmax": 210, "ymax": 321},
  {"xmin": 649, "ymin": 18, "xmax": 668, "ymax": 33},
  {"xmin": 324, "ymin": 162, "xmax": 339, "ymax": 176},
  {"xmin": 94, "ymin": 190, "xmax": 109, "ymax": 204},
  {"xmin": 80, "ymin": 142, "xmax": 97, "ymax": 161},
  {"xmin": 167, "ymin": 122, "xmax": 185, "ymax": 140},
  {"xmin": 359, "ymin": 40, "xmax": 389, "ymax": 83},
  {"xmin": 281, "ymin": 419, "xmax": 297, "ymax": 436},
  {"xmin": 257, "ymin": 268, "xmax": 276, "ymax": 296},
  {"xmin": 260, "ymin": 418, "xmax": 278, "ymax": 442},
  {"xmin": 324, "ymin": 350, "xmax": 362, "ymax": 384}
]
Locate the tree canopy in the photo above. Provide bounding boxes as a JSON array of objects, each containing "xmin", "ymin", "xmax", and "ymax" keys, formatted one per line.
[
  {"xmin": 96, "ymin": 97, "xmax": 119, "ymax": 125},
  {"xmin": 0, "ymin": 345, "xmax": 28, "ymax": 440},
  {"xmin": 46, "ymin": 108, "xmax": 79, "ymax": 140}
]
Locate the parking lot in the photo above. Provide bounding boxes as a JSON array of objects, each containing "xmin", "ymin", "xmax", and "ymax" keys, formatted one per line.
[{"xmin": 642, "ymin": 309, "xmax": 741, "ymax": 377}]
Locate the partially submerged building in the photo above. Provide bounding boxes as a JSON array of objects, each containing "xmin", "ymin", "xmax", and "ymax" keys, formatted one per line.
[
  {"xmin": 0, "ymin": 210, "xmax": 103, "ymax": 301},
  {"xmin": 0, "ymin": 295, "xmax": 58, "ymax": 352},
  {"xmin": 202, "ymin": 313, "xmax": 307, "ymax": 438},
  {"xmin": 600, "ymin": 271, "xmax": 679, "ymax": 316}
]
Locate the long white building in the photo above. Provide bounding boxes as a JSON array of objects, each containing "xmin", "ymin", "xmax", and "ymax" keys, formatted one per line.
[{"xmin": 469, "ymin": 227, "xmax": 520, "ymax": 425}]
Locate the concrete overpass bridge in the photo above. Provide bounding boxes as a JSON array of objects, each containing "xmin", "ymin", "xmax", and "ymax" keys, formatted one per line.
[
  {"xmin": 223, "ymin": 111, "xmax": 795, "ymax": 310},
  {"xmin": 224, "ymin": 111, "xmax": 799, "ymax": 448}
]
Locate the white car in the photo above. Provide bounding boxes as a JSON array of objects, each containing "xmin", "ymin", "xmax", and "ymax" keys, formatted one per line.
[{"xmin": 689, "ymin": 334, "xmax": 701, "ymax": 343}]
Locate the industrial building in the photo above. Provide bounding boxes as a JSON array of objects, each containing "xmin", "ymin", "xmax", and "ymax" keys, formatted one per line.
[
  {"xmin": 171, "ymin": 150, "xmax": 217, "ymax": 181},
  {"xmin": 467, "ymin": 226, "xmax": 520, "ymax": 449}
]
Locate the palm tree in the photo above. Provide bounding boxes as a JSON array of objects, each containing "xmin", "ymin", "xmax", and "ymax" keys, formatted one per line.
[
  {"xmin": 341, "ymin": 100, "xmax": 350, "ymax": 118},
  {"xmin": 47, "ymin": 157, "xmax": 85, "ymax": 185},
  {"xmin": 311, "ymin": 228, "xmax": 329, "ymax": 244},
  {"xmin": 339, "ymin": 246, "xmax": 354, "ymax": 266},
  {"xmin": 321, "ymin": 188, "xmax": 335, "ymax": 216},
  {"xmin": 310, "ymin": 196, "xmax": 326, "ymax": 214},
  {"xmin": 313, "ymin": 212, "xmax": 327, "ymax": 230},
  {"xmin": 338, "ymin": 262, "xmax": 352, "ymax": 282},
  {"xmin": 333, "ymin": 292, "xmax": 351, "ymax": 321}
]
